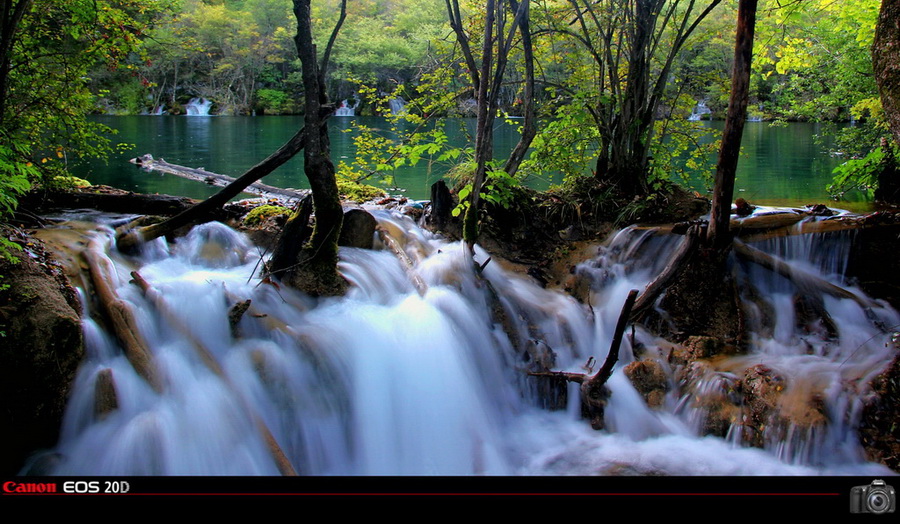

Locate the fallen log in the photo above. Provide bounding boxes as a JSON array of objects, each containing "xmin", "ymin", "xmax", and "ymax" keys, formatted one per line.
[
  {"xmin": 20, "ymin": 186, "xmax": 211, "ymax": 217},
  {"xmin": 131, "ymin": 155, "xmax": 310, "ymax": 201},
  {"xmin": 117, "ymin": 126, "xmax": 309, "ymax": 252},
  {"xmin": 130, "ymin": 270, "xmax": 298, "ymax": 476},
  {"xmin": 739, "ymin": 215, "xmax": 872, "ymax": 242},
  {"xmin": 730, "ymin": 210, "xmax": 806, "ymax": 232},
  {"xmin": 376, "ymin": 226, "xmax": 428, "ymax": 296},
  {"xmin": 82, "ymin": 237, "xmax": 163, "ymax": 392},
  {"xmin": 733, "ymin": 239, "xmax": 881, "ymax": 310}
]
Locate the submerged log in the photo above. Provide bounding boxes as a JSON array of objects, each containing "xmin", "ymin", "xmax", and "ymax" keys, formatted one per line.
[
  {"xmin": 131, "ymin": 155, "xmax": 310, "ymax": 201},
  {"xmin": 376, "ymin": 226, "xmax": 427, "ymax": 296},
  {"xmin": 730, "ymin": 211, "xmax": 806, "ymax": 232},
  {"xmin": 82, "ymin": 238, "xmax": 163, "ymax": 392},
  {"xmin": 117, "ymin": 126, "xmax": 309, "ymax": 252},
  {"xmin": 130, "ymin": 270, "xmax": 297, "ymax": 476},
  {"xmin": 733, "ymin": 239, "xmax": 881, "ymax": 310}
]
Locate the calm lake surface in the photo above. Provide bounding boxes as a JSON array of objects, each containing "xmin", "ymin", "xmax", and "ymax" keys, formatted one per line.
[{"xmin": 76, "ymin": 116, "xmax": 872, "ymax": 211}]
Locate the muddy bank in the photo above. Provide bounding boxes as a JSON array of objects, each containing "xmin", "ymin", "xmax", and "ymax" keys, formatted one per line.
[{"xmin": 0, "ymin": 227, "xmax": 83, "ymax": 475}]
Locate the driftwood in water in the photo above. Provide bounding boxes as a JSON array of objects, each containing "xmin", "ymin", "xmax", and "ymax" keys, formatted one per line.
[
  {"xmin": 131, "ymin": 155, "xmax": 310, "ymax": 201},
  {"xmin": 581, "ymin": 289, "xmax": 639, "ymax": 429},
  {"xmin": 82, "ymin": 238, "xmax": 163, "ymax": 392},
  {"xmin": 228, "ymin": 299, "xmax": 252, "ymax": 339},
  {"xmin": 130, "ymin": 270, "xmax": 297, "ymax": 476},
  {"xmin": 528, "ymin": 289, "xmax": 640, "ymax": 430},
  {"xmin": 631, "ymin": 226, "xmax": 701, "ymax": 321},
  {"xmin": 376, "ymin": 226, "xmax": 427, "ymax": 296},
  {"xmin": 93, "ymin": 368, "xmax": 119, "ymax": 420},
  {"xmin": 733, "ymin": 239, "xmax": 881, "ymax": 310},
  {"xmin": 117, "ymin": 126, "xmax": 309, "ymax": 252}
]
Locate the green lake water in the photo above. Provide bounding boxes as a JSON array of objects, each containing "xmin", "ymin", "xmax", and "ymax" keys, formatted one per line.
[{"xmin": 74, "ymin": 116, "xmax": 872, "ymax": 211}]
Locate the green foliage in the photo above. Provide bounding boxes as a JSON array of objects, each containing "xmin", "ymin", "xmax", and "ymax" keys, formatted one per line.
[
  {"xmin": 451, "ymin": 164, "xmax": 522, "ymax": 217},
  {"xmin": 335, "ymin": 172, "xmax": 386, "ymax": 202},
  {"xmin": 254, "ymin": 88, "xmax": 295, "ymax": 114},
  {"xmin": 242, "ymin": 204, "xmax": 291, "ymax": 226},
  {"xmin": 754, "ymin": 0, "xmax": 880, "ymax": 121},
  {"xmin": 520, "ymin": 100, "xmax": 599, "ymax": 183},
  {"xmin": 0, "ymin": 0, "xmax": 175, "ymax": 223},
  {"xmin": 827, "ymin": 146, "xmax": 892, "ymax": 199}
]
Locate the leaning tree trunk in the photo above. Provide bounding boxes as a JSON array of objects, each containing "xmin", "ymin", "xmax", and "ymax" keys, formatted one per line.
[{"xmin": 651, "ymin": 0, "xmax": 757, "ymax": 344}]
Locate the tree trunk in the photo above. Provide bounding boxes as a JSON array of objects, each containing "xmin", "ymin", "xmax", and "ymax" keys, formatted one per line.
[
  {"xmin": 707, "ymin": 0, "xmax": 758, "ymax": 248},
  {"xmin": 281, "ymin": 0, "xmax": 346, "ymax": 296},
  {"xmin": 875, "ymin": 0, "xmax": 900, "ymax": 145},
  {"xmin": 874, "ymin": 0, "xmax": 900, "ymax": 203}
]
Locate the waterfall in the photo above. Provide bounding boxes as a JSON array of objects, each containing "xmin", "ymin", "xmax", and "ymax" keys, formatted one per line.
[
  {"xmin": 688, "ymin": 100, "xmax": 711, "ymax": 121},
  {"xmin": 185, "ymin": 98, "xmax": 213, "ymax": 116},
  {"xmin": 335, "ymin": 99, "xmax": 356, "ymax": 117},
  {"xmin": 389, "ymin": 98, "xmax": 407, "ymax": 116},
  {"xmin": 31, "ymin": 210, "xmax": 898, "ymax": 476}
]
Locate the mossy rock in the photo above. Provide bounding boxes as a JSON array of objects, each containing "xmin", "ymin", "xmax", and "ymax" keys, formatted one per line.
[
  {"xmin": 336, "ymin": 178, "xmax": 386, "ymax": 203},
  {"xmin": 52, "ymin": 175, "xmax": 91, "ymax": 189},
  {"xmin": 243, "ymin": 205, "xmax": 291, "ymax": 227}
]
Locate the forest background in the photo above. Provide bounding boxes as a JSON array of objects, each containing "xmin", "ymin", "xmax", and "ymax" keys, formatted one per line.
[{"xmin": 0, "ymin": 0, "xmax": 891, "ymax": 250}]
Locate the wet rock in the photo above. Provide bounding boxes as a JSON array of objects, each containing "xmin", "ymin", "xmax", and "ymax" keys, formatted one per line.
[
  {"xmin": 859, "ymin": 350, "xmax": 900, "ymax": 472},
  {"xmin": 793, "ymin": 293, "xmax": 838, "ymax": 339},
  {"xmin": 678, "ymin": 361, "xmax": 741, "ymax": 438},
  {"xmin": 739, "ymin": 365, "xmax": 786, "ymax": 448},
  {"xmin": 669, "ymin": 336, "xmax": 730, "ymax": 366},
  {"xmin": 93, "ymin": 368, "xmax": 119, "ymax": 420},
  {"xmin": 623, "ymin": 359, "xmax": 668, "ymax": 408},
  {"xmin": 338, "ymin": 208, "xmax": 377, "ymax": 249},
  {"xmin": 0, "ymin": 230, "xmax": 83, "ymax": 474},
  {"xmin": 805, "ymin": 203, "xmax": 835, "ymax": 216}
]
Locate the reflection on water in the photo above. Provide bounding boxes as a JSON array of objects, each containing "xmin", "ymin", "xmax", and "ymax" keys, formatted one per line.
[{"xmin": 76, "ymin": 116, "xmax": 865, "ymax": 209}]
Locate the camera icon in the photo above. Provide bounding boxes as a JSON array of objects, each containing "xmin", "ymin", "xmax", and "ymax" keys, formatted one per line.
[{"xmin": 850, "ymin": 479, "xmax": 896, "ymax": 514}]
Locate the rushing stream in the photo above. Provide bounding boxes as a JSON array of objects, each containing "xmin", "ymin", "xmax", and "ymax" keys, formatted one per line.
[{"xmin": 29, "ymin": 208, "xmax": 899, "ymax": 476}]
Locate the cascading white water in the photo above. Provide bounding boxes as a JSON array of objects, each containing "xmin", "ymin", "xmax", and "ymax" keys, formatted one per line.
[
  {"xmin": 185, "ymin": 98, "xmax": 213, "ymax": 116},
  {"xmin": 32, "ymin": 209, "xmax": 898, "ymax": 476},
  {"xmin": 335, "ymin": 100, "xmax": 356, "ymax": 117},
  {"xmin": 389, "ymin": 98, "xmax": 407, "ymax": 115},
  {"xmin": 688, "ymin": 100, "xmax": 711, "ymax": 121}
]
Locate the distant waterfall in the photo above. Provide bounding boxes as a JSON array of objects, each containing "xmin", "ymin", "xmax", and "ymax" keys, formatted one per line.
[
  {"xmin": 688, "ymin": 100, "xmax": 711, "ymax": 121},
  {"xmin": 185, "ymin": 98, "xmax": 213, "ymax": 116},
  {"xmin": 389, "ymin": 98, "xmax": 407, "ymax": 116},
  {"xmin": 335, "ymin": 99, "xmax": 357, "ymax": 117}
]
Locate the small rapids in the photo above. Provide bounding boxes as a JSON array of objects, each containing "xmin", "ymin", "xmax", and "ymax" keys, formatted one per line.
[{"xmin": 30, "ymin": 209, "xmax": 898, "ymax": 476}]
